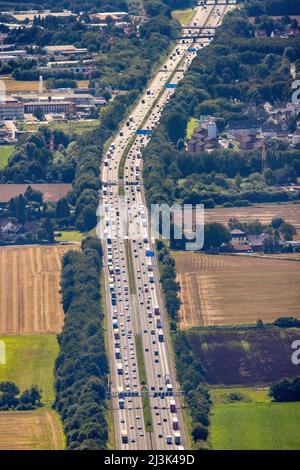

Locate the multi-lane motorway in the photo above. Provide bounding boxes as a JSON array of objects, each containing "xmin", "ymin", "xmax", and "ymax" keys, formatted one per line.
[{"xmin": 99, "ymin": 1, "xmax": 235, "ymax": 450}]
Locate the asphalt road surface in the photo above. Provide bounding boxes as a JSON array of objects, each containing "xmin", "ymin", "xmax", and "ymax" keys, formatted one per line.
[{"xmin": 100, "ymin": 1, "xmax": 235, "ymax": 450}]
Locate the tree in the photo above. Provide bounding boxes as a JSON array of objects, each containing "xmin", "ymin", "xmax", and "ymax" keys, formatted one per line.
[
  {"xmin": 192, "ymin": 423, "xmax": 208, "ymax": 441},
  {"xmin": 271, "ymin": 217, "xmax": 284, "ymax": 230},
  {"xmin": 76, "ymin": 205, "xmax": 97, "ymax": 232},
  {"xmin": 204, "ymin": 222, "xmax": 231, "ymax": 249},
  {"xmin": 38, "ymin": 217, "xmax": 54, "ymax": 242},
  {"xmin": 56, "ymin": 197, "xmax": 70, "ymax": 219},
  {"xmin": 34, "ymin": 107, "xmax": 45, "ymax": 121},
  {"xmin": 15, "ymin": 195, "xmax": 26, "ymax": 224},
  {"xmin": 165, "ymin": 111, "xmax": 187, "ymax": 143}
]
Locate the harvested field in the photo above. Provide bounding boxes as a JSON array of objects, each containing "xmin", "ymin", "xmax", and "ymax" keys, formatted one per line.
[
  {"xmin": 1, "ymin": 78, "xmax": 41, "ymax": 94},
  {"xmin": 186, "ymin": 328, "xmax": 300, "ymax": 385},
  {"xmin": 0, "ymin": 245, "xmax": 79, "ymax": 334},
  {"xmin": 0, "ymin": 410, "xmax": 65, "ymax": 450},
  {"xmin": 204, "ymin": 203, "xmax": 300, "ymax": 240},
  {"xmin": 0, "ymin": 183, "xmax": 72, "ymax": 203},
  {"xmin": 175, "ymin": 252, "xmax": 300, "ymax": 327}
]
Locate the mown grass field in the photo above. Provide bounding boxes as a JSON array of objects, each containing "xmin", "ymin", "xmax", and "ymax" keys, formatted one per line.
[
  {"xmin": 0, "ymin": 409, "xmax": 65, "ymax": 450},
  {"xmin": 210, "ymin": 400, "xmax": 300, "ymax": 450},
  {"xmin": 186, "ymin": 117, "xmax": 198, "ymax": 139},
  {"xmin": 0, "ymin": 146, "xmax": 14, "ymax": 169},
  {"xmin": 172, "ymin": 8, "xmax": 194, "ymax": 25},
  {"xmin": 204, "ymin": 203, "xmax": 300, "ymax": 241},
  {"xmin": 55, "ymin": 230, "xmax": 84, "ymax": 242},
  {"xmin": 49, "ymin": 118, "xmax": 100, "ymax": 135},
  {"xmin": 0, "ymin": 334, "xmax": 59, "ymax": 404}
]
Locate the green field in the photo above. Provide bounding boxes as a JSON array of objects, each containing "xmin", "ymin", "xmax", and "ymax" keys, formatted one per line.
[
  {"xmin": 186, "ymin": 117, "xmax": 198, "ymax": 139},
  {"xmin": 210, "ymin": 387, "xmax": 300, "ymax": 450},
  {"xmin": 0, "ymin": 334, "xmax": 59, "ymax": 405},
  {"xmin": 0, "ymin": 146, "xmax": 14, "ymax": 169},
  {"xmin": 210, "ymin": 386, "xmax": 270, "ymax": 404},
  {"xmin": 172, "ymin": 8, "xmax": 194, "ymax": 25},
  {"xmin": 55, "ymin": 230, "xmax": 84, "ymax": 242}
]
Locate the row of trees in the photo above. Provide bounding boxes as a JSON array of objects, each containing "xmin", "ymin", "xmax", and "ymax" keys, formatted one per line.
[
  {"xmin": 0, "ymin": 381, "xmax": 41, "ymax": 411},
  {"xmin": 155, "ymin": 241, "xmax": 211, "ymax": 446},
  {"xmin": 53, "ymin": 237, "xmax": 109, "ymax": 450}
]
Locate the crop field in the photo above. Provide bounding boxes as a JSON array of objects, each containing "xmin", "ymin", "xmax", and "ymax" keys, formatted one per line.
[
  {"xmin": 0, "ymin": 183, "xmax": 72, "ymax": 203},
  {"xmin": 0, "ymin": 410, "xmax": 65, "ymax": 450},
  {"xmin": 0, "ymin": 146, "xmax": 14, "ymax": 169},
  {"xmin": 0, "ymin": 334, "xmax": 58, "ymax": 403},
  {"xmin": 210, "ymin": 401, "xmax": 300, "ymax": 450},
  {"xmin": 204, "ymin": 203, "xmax": 300, "ymax": 240},
  {"xmin": 0, "ymin": 245, "xmax": 79, "ymax": 334},
  {"xmin": 174, "ymin": 252, "xmax": 300, "ymax": 327},
  {"xmin": 186, "ymin": 328, "xmax": 300, "ymax": 385}
]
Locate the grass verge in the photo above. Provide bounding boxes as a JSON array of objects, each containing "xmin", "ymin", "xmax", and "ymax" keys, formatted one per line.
[
  {"xmin": 135, "ymin": 335, "xmax": 153, "ymax": 433},
  {"xmin": 172, "ymin": 8, "xmax": 195, "ymax": 25},
  {"xmin": 125, "ymin": 240, "xmax": 137, "ymax": 294}
]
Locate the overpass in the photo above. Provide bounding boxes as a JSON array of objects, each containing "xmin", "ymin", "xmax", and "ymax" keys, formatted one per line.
[
  {"xmin": 179, "ymin": 25, "xmax": 217, "ymax": 30},
  {"xmin": 175, "ymin": 34, "xmax": 214, "ymax": 40},
  {"xmin": 201, "ymin": 0, "xmax": 234, "ymax": 5}
]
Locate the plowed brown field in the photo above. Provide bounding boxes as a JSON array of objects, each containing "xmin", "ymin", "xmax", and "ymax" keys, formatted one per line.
[
  {"xmin": 0, "ymin": 410, "xmax": 65, "ymax": 450},
  {"xmin": 175, "ymin": 252, "xmax": 300, "ymax": 328},
  {"xmin": 0, "ymin": 245, "xmax": 78, "ymax": 334}
]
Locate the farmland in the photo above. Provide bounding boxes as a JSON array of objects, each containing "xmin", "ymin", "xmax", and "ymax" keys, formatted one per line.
[
  {"xmin": 185, "ymin": 328, "xmax": 300, "ymax": 385},
  {"xmin": 175, "ymin": 252, "xmax": 300, "ymax": 327},
  {"xmin": 0, "ymin": 146, "xmax": 14, "ymax": 169},
  {"xmin": 0, "ymin": 245, "xmax": 79, "ymax": 334},
  {"xmin": 2, "ymin": 78, "xmax": 41, "ymax": 94},
  {"xmin": 0, "ymin": 334, "xmax": 58, "ymax": 404},
  {"xmin": 0, "ymin": 183, "xmax": 72, "ymax": 203},
  {"xmin": 0, "ymin": 410, "xmax": 65, "ymax": 450},
  {"xmin": 210, "ymin": 400, "xmax": 300, "ymax": 450},
  {"xmin": 204, "ymin": 203, "xmax": 300, "ymax": 240}
]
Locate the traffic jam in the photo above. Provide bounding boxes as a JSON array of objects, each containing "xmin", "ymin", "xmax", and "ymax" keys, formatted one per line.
[{"xmin": 100, "ymin": 2, "xmax": 232, "ymax": 450}]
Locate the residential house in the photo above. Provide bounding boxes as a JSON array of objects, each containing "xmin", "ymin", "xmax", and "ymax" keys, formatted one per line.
[{"xmin": 188, "ymin": 119, "xmax": 219, "ymax": 154}]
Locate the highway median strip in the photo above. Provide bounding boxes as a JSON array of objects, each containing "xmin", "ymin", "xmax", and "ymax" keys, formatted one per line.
[
  {"xmin": 125, "ymin": 240, "xmax": 137, "ymax": 295},
  {"xmin": 135, "ymin": 335, "xmax": 153, "ymax": 433}
]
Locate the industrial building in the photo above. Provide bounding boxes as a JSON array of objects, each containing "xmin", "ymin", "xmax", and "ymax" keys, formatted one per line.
[{"xmin": 0, "ymin": 96, "xmax": 24, "ymax": 120}]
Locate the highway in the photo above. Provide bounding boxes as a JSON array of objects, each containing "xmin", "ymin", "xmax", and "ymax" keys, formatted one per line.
[{"xmin": 99, "ymin": 1, "xmax": 235, "ymax": 450}]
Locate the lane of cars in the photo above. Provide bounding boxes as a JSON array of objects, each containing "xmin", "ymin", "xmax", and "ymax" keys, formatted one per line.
[{"xmin": 100, "ymin": 2, "xmax": 233, "ymax": 450}]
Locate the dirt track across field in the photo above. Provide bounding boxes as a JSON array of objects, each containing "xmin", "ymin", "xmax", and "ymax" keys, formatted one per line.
[
  {"xmin": 0, "ymin": 245, "xmax": 79, "ymax": 334},
  {"xmin": 175, "ymin": 252, "xmax": 300, "ymax": 328}
]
